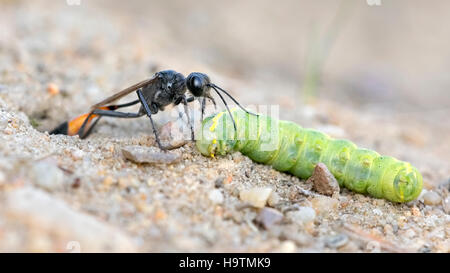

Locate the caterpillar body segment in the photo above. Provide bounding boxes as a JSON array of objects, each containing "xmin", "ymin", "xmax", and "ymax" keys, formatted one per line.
[{"xmin": 196, "ymin": 109, "xmax": 423, "ymax": 203}]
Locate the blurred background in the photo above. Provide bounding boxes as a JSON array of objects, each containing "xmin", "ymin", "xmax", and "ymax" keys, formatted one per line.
[
  {"xmin": 0, "ymin": 0, "xmax": 449, "ymax": 180},
  {"xmin": 94, "ymin": 0, "xmax": 450, "ymax": 113},
  {"xmin": 2, "ymin": 1, "xmax": 449, "ymax": 116}
]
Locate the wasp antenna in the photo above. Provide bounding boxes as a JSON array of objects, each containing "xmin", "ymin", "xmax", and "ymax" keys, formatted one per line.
[
  {"xmin": 209, "ymin": 84, "xmax": 258, "ymax": 116},
  {"xmin": 211, "ymin": 86, "xmax": 237, "ymax": 132},
  {"xmin": 200, "ymin": 97, "xmax": 206, "ymax": 122}
]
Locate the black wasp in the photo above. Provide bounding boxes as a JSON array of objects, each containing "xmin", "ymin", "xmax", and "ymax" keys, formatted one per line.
[{"xmin": 50, "ymin": 70, "xmax": 256, "ymax": 149}]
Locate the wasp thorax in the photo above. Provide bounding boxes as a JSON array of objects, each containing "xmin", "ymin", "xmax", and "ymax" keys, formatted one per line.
[
  {"xmin": 186, "ymin": 72, "xmax": 211, "ymax": 97},
  {"xmin": 156, "ymin": 70, "xmax": 186, "ymax": 95}
]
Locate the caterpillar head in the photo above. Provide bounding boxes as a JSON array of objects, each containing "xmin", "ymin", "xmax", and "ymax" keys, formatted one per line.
[
  {"xmin": 392, "ymin": 166, "xmax": 423, "ymax": 203},
  {"xmin": 196, "ymin": 111, "xmax": 237, "ymax": 157}
]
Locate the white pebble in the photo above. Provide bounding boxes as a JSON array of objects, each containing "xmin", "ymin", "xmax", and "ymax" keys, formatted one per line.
[
  {"xmin": 423, "ymin": 191, "xmax": 442, "ymax": 206},
  {"xmin": 276, "ymin": 241, "xmax": 296, "ymax": 253},
  {"xmin": 71, "ymin": 149, "xmax": 85, "ymax": 160},
  {"xmin": 208, "ymin": 189, "xmax": 224, "ymax": 204},
  {"xmin": 287, "ymin": 206, "xmax": 316, "ymax": 225},
  {"xmin": 373, "ymin": 208, "xmax": 383, "ymax": 216},
  {"xmin": 239, "ymin": 187, "xmax": 273, "ymax": 208},
  {"xmin": 443, "ymin": 197, "xmax": 450, "ymax": 214},
  {"xmin": 267, "ymin": 191, "xmax": 280, "ymax": 207}
]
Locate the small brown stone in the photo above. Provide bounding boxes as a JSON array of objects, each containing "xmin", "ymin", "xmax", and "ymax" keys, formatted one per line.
[{"xmin": 307, "ymin": 163, "xmax": 340, "ymax": 197}]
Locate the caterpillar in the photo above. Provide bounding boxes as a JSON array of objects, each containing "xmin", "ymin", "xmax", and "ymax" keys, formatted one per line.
[{"xmin": 196, "ymin": 108, "xmax": 423, "ymax": 203}]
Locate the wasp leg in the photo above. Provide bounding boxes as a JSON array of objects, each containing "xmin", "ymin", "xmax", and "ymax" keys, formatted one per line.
[
  {"xmin": 89, "ymin": 109, "xmax": 144, "ymax": 118},
  {"xmin": 181, "ymin": 96, "xmax": 195, "ymax": 141},
  {"xmin": 136, "ymin": 88, "xmax": 166, "ymax": 150},
  {"xmin": 79, "ymin": 109, "xmax": 144, "ymax": 139},
  {"xmin": 107, "ymin": 99, "xmax": 141, "ymax": 110},
  {"xmin": 78, "ymin": 99, "xmax": 142, "ymax": 139},
  {"xmin": 175, "ymin": 96, "xmax": 195, "ymax": 141},
  {"xmin": 199, "ymin": 95, "xmax": 217, "ymax": 122},
  {"xmin": 80, "ymin": 116, "xmax": 101, "ymax": 139}
]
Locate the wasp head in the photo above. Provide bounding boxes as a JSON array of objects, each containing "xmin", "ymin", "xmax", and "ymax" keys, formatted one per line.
[{"xmin": 186, "ymin": 72, "xmax": 211, "ymax": 97}]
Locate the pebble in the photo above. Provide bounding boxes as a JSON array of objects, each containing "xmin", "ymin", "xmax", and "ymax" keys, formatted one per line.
[
  {"xmin": 411, "ymin": 206, "xmax": 421, "ymax": 217},
  {"xmin": 275, "ymin": 241, "xmax": 296, "ymax": 253},
  {"xmin": 372, "ymin": 208, "xmax": 383, "ymax": 216},
  {"xmin": 4, "ymin": 127, "xmax": 13, "ymax": 134},
  {"xmin": 122, "ymin": 145, "xmax": 181, "ymax": 164},
  {"xmin": 443, "ymin": 197, "xmax": 450, "ymax": 214},
  {"xmin": 397, "ymin": 216, "xmax": 407, "ymax": 228},
  {"xmin": 208, "ymin": 189, "xmax": 224, "ymax": 204},
  {"xmin": 239, "ymin": 187, "xmax": 273, "ymax": 208},
  {"xmin": 255, "ymin": 207, "xmax": 284, "ymax": 229},
  {"xmin": 339, "ymin": 241, "xmax": 359, "ymax": 252},
  {"xmin": 383, "ymin": 224, "xmax": 393, "ymax": 235},
  {"xmin": 325, "ymin": 234, "xmax": 349, "ymax": 249},
  {"xmin": 30, "ymin": 161, "xmax": 65, "ymax": 192},
  {"xmin": 307, "ymin": 163, "xmax": 340, "ymax": 197},
  {"xmin": 267, "ymin": 191, "xmax": 280, "ymax": 207},
  {"xmin": 71, "ymin": 178, "xmax": 81, "ymax": 189},
  {"xmin": 366, "ymin": 241, "xmax": 381, "ymax": 253},
  {"xmin": 422, "ymin": 191, "xmax": 442, "ymax": 206},
  {"xmin": 5, "ymin": 187, "xmax": 136, "ymax": 252},
  {"xmin": 118, "ymin": 176, "xmax": 139, "ymax": 189},
  {"xmin": 311, "ymin": 196, "xmax": 339, "ymax": 215},
  {"xmin": 47, "ymin": 83, "xmax": 59, "ymax": 95},
  {"xmin": 159, "ymin": 121, "xmax": 189, "ymax": 149},
  {"xmin": 214, "ymin": 177, "xmax": 225, "ymax": 188},
  {"xmin": 287, "ymin": 206, "xmax": 316, "ymax": 225},
  {"xmin": 103, "ymin": 176, "xmax": 114, "ymax": 187}
]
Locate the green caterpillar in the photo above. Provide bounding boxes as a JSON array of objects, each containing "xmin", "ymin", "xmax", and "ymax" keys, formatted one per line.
[{"xmin": 196, "ymin": 108, "xmax": 423, "ymax": 203}]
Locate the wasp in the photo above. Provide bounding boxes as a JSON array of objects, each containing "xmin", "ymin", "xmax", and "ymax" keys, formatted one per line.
[{"xmin": 50, "ymin": 70, "xmax": 256, "ymax": 149}]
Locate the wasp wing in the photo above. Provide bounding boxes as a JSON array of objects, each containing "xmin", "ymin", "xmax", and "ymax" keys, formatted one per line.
[{"xmin": 90, "ymin": 75, "xmax": 158, "ymax": 110}]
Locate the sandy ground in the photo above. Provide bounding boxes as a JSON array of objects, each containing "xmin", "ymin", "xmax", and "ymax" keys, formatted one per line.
[{"xmin": 0, "ymin": 1, "xmax": 448, "ymax": 252}]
